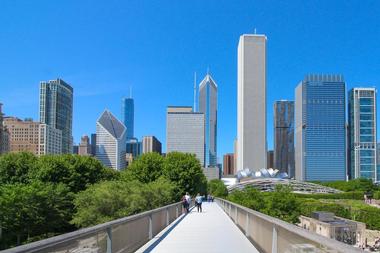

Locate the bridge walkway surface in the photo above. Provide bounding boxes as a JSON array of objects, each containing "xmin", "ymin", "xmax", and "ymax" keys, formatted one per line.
[{"xmin": 137, "ymin": 202, "xmax": 259, "ymax": 253}]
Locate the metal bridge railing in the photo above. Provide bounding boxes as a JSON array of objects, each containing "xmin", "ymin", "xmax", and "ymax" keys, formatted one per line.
[
  {"xmin": 216, "ymin": 198, "xmax": 364, "ymax": 253},
  {"xmin": 3, "ymin": 201, "xmax": 187, "ymax": 253}
]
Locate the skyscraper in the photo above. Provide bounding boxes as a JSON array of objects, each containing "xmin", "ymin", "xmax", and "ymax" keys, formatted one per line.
[
  {"xmin": 96, "ymin": 110, "xmax": 127, "ymax": 170},
  {"xmin": 142, "ymin": 136, "xmax": 162, "ymax": 154},
  {"xmin": 198, "ymin": 73, "xmax": 218, "ymax": 167},
  {"xmin": 121, "ymin": 97, "xmax": 134, "ymax": 140},
  {"xmin": 295, "ymin": 74, "xmax": 346, "ymax": 181},
  {"xmin": 348, "ymin": 88, "xmax": 377, "ymax": 181},
  {"xmin": 39, "ymin": 78, "xmax": 73, "ymax": 154},
  {"xmin": 237, "ymin": 34, "xmax": 267, "ymax": 171},
  {"xmin": 166, "ymin": 106, "xmax": 205, "ymax": 166},
  {"xmin": 274, "ymin": 100, "xmax": 295, "ymax": 177}
]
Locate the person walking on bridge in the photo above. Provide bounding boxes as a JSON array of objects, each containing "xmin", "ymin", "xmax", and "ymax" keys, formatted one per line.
[
  {"xmin": 182, "ymin": 192, "xmax": 191, "ymax": 213},
  {"xmin": 195, "ymin": 193, "xmax": 203, "ymax": 212}
]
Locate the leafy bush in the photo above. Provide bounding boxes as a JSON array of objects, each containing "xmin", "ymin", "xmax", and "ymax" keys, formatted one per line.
[
  {"xmin": 294, "ymin": 191, "xmax": 364, "ymax": 200},
  {"xmin": 0, "ymin": 182, "xmax": 74, "ymax": 249},
  {"xmin": 315, "ymin": 178, "xmax": 379, "ymax": 192},
  {"xmin": 72, "ymin": 179, "xmax": 176, "ymax": 227},
  {"xmin": 207, "ymin": 179, "xmax": 228, "ymax": 197}
]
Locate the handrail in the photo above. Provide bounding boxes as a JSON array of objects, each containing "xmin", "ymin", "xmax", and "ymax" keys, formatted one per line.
[
  {"xmin": 216, "ymin": 198, "xmax": 364, "ymax": 253},
  {"xmin": 2, "ymin": 201, "xmax": 185, "ymax": 253}
]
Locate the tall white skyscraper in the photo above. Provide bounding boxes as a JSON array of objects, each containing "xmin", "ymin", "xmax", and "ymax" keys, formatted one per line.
[
  {"xmin": 96, "ymin": 110, "xmax": 127, "ymax": 170},
  {"xmin": 166, "ymin": 106, "xmax": 205, "ymax": 166},
  {"xmin": 237, "ymin": 34, "xmax": 267, "ymax": 171}
]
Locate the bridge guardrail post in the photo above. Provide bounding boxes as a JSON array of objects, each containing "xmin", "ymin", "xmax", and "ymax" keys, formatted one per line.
[
  {"xmin": 106, "ymin": 227, "xmax": 112, "ymax": 253},
  {"xmin": 148, "ymin": 214, "xmax": 153, "ymax": 240},
  {"xmin": 166, "ymin": 208, "xmax": 169, "ymax": 226},
  {"xmin": 272, "ymin": 225, "xmax": 278, "ymax": 253},
  {"xmin": 235, "ymin": 206, "xmax": 238, "ymax": 224},
  {"xmin": 176, "ymin": 205, "xmax": 179, "ymax": 218},
  {"xmin": 245, "ymin": 212, "xmax": 249, "ymax": 237}
]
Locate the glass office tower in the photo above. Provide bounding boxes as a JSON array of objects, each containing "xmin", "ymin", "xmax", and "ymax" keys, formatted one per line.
[
  {"xmin": 199, "ymin": 74, "xmax": 218, "ymax": 167},
  {"xmin": 295, "ymin": 74, "xmax": 346, "ymax": 181},
  {"xmin": 121, "ymin": 97, "xmax": 134, "ymax": 140},
  {"xmin": 39, "ymin": 79, "xmax": 73, "ymax": 154},
  {"xmin": 274, "ymin": 100, "xmax": 295, "ymax": 177},
  {"xmin": 348, "ymin": 88, "xmax": 377, "ymax": 181}
]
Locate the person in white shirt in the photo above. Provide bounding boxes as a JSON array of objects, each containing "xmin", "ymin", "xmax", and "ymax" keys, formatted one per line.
[{"xmin": 195, "ymin": 193, "xmax": 203, "ymax": 212}]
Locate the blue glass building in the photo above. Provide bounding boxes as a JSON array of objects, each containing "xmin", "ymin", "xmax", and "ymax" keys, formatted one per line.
[
  {"xmin": 295, "ymin": 74, "xmax": 346, "ymax": 181},
  {"xmin": 121, "ymin": 97, "xmax": 134, "ymax": 140},
  {"xmin": 348, "ymin": 88, "xmax": 377, "ymax": 181},
  {"xmin": 198, "ymin": 74, "xmax": 218, "ymax": 167}
]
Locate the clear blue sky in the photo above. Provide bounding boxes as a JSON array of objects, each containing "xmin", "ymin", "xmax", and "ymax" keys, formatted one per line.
[{"xmin": 1, "ymin": 0, "xmax": 379, "ymax": 161}]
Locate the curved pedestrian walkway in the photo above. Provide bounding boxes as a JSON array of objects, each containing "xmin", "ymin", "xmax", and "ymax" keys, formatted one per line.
[{"xmin": 138, "ymin": 202, "xmax": 259, "ymax": 253}]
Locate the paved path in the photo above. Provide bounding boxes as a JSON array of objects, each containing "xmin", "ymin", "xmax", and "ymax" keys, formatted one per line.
[{"xmin": 144, "ymin": 202, "xmax": 259, "ymax": 253}]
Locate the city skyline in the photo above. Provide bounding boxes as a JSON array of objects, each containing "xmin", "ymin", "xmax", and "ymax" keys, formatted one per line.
[{"xmin": 1, "ymin": 1, "xmax": 380, "ymax": 158}]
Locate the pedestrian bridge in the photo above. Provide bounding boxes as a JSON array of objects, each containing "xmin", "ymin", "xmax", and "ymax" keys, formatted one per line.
[{"xmin": 4, "ymin": 199, "xmax": 363, "ymax": 253}]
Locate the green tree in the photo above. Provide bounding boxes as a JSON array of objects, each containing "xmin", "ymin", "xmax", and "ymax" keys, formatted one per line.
[
  {"xmin": 318, "ymin": 178, "xmax": 378, "ymax": 192},
  {"xmin": 228, "ymin": 187, "xmax": 266, "ymax": 211},
  {"xmin": 72, "ymin": 179, "xmax": 176, "ymax": 227},
  {"xmin": 207, "ymin": 179, "xmax": 228, "ymax": 197},
  {"xmin": 162, "ymin": 152, "xmax": 207, "ymax": 196},
  {"xmin": 30, "ymin": 155, "xmax": 118, "ymax": 192},
  {"xmin": 0, "ymin": 152, "xmax": 37, "ymax": 184},
  {"xmin": 0, "ymin": 182, "xmax": 73, "ymax": 249},
  {"xmin": 265, "ymin": 185, "xmax": 300, "ymax": 224},
  {"xmin": 122, "ymin": 152, "xmax": 164, "ymax": 183}
]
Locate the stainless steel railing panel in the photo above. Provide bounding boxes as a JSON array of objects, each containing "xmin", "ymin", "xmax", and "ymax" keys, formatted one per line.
[
  {"xmin": 3, "ymin": 202, "xmax": 184, "ymax": 253},
  {"xmin": 216, "ymin": 198, "xmax": 363, "ymax": 253}
]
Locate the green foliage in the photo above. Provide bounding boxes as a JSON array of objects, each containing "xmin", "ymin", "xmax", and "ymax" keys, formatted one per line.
[
  {"xmin": 228, "ymin": 187, "xmax": 266, "ymax": 211},
  {"xmin": 294, "ymin": 191, "xmax": 365, "ymax": 200},
  {"xmin": 207, "ymin": 179, "xmax": 228, "ymax": 197},
  {"xmin": 316, "ymin": 178, "xmax": 379, "ymax": 192},
  {"xmin": 0, "ymin": 182, "xmax": 74, "ymax": 249},
  {"xmin": 122, "ymin": 152, "xmax": 164, "ymax": 183},
  {"xmin": 0, "ymin": 152, "xmax": 37, "ymax": 184},
  {"xmin": 162, "ymin": 152, "xmax": 207, "ymax": 195},
  {"xmin": 374, "ymin": 191, "xmax": 380, "ymax": 200},
  {"xmin": 265, "ymin": 185, "xmax": 301, "ymax": 223},
  {"xmin": 30, "ymin": 155, "xmax": 118, "ymax": 192},
  {"xmin": 299, "ymin": 199, "xmax": 351, "ymax": 219},
  {"xmin": 72, "ymin": 179, "xmax": 176, "ymax": 227}
]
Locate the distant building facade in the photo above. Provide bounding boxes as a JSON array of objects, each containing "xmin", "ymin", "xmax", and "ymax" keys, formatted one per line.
[
  {"xmin": 91, "ymin": 133, "xmax": 97, "ymax": 156},
  {"xmin": 223, "ymin": 153, "xmax": 235, "ymax": 175},
  {"xmin": 273, "ymin": 100, "xmax": 295, "ymax": 177},
  {"xmin": 142, "ymin": 136, "xmax": 162, "ymax": 154},
  {"xmin": 348, "ymin": 88, "xmax": 377, "ymax": 181},
  {"xmin": 295, "ymin": 74, "xmax": 346, "ymax": 181},
  {"xmin": 237, "ymin": 34, "xmax": 267, "ymax": 171},
  {"xmin": 126, "ymin": 138, "xmax": 142, "ymax": 159},
  {"xmin": 166, "ymin": 106, "xmax": 205, "ymax": 166},
  {"xmin": 267, "ymin": 150, "xmax": 274, "ymax": 169},
  {"xmin": 3, "ymin": 117, "xmax": 62, "ymax": 155},
  {"xmin": 96, "ymin": 110, "xmax": 126, "ymax": 170},
  {"xmin": 79, "ymin": 135, "xmax": 91, "ymax": 156},
  {"xmin": 39, "ymin": 124, "xmax": 62, "ymax": 155},
  {"xmin": 377, "ymin": 143, "xmax": 380, "ymax": 183},
  {"xmin": 121, "ymin": 97, "xmax": 134, "ymax": 140},
  {"xmin": 39, "ymin": 78, "xmax": 73, "ymax": 154},
  {"xmin": 0, "ymin": 103, "xmax": 9, "ymax": 154},
  {"xmin": 199, "ymin": 74, "xmax": 218, "ymax": 167}
]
